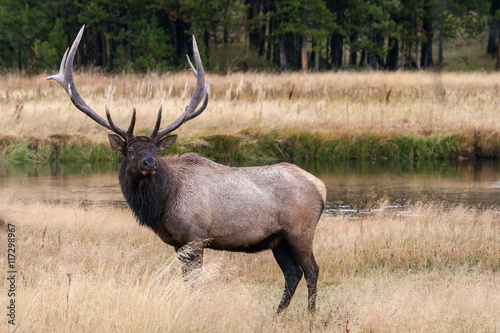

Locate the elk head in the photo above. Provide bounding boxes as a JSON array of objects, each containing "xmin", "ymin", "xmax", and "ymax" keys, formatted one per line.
[{"xmin": 47, "ymin": 25, "xmax": 209, "ymax": 179}]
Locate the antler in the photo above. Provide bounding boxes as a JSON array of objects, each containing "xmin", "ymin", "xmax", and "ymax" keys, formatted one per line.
[
  {"xmin": 48, "ymin": 26, "xmax": 208, "ymax": 143},
  {"xmin": 149, "ymin": 36, "xmax": 210, "ymax": 141},
  {"xmin": 46, "ymin": 25, "xmax": 131, "ymax": 141}
]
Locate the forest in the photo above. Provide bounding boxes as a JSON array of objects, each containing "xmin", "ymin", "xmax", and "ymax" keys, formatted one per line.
[{"xmin": 0, "ymin": 0, "xmax": 500, "ymax": 73}]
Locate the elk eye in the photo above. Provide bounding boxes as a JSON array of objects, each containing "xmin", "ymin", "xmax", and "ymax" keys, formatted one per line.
[{"xmin": 128, "ymin": 148, "xmax": 133, "ymax": 154}]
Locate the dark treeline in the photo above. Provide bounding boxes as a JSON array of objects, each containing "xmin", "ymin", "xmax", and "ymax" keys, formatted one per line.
[{"xmin": 0, "ymin": 0, "xmax": 498, "ymax": 73}]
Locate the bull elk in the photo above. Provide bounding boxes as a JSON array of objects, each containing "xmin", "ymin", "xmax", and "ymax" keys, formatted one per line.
[{"xmin": 47, "ymin": 25, "xmax": 326, "ymax": 314}]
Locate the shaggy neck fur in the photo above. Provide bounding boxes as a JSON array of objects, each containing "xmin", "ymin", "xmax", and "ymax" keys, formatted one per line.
[{"xmin": 118, "ymin": 158, "xmax": 176, "ymax": 231}]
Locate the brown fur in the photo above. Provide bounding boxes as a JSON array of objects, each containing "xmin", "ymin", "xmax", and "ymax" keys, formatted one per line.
[
  {"xmin": 116, "ymin": 136, "xmax": 326, "ymax": 313},
  {"xmin": 46, "ymin": 25, "xmax": 320, "ymax": 314}
]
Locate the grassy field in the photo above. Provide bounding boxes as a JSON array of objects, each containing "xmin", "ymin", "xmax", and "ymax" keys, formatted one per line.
[
  {"xmin": 0, "ymin": 199, "xmax": 499, "ymax": 332},
  {"xmin": 1, "ymin": 71, "xmax": 500, "ymax": 163},
  {"xmin": 1, "ymin": 70, "xmax": 499, "ymax": 331}
]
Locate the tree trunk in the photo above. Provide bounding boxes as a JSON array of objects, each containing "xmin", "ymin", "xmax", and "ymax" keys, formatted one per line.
[
  {"xmin": 203, "ymin": 30, "xmax": 210, "ymax": 58},
  {"xmin": 349, "ymin": 32, "xmax": 357, "ymax": 66},
  {"xmin": 77, "ymin": 46, "xmax": 82, "ymax": 67},
  {"xmin": 309, "ymin": 39, "xmax": 316, "ymax": 71},
  {"xmin": 487, "ymin": 0, "xmax": 500, "ymax": 55},
  {"xmin": 420, "ymin": 36, "xmax": 433, "ymax": 68},
  {"xmin": 95, "ymin": 32, "xmax": 102, "ymax": 67},
  {"xmin": 105, "ymin": 35, "xmax": 112, "ymax": 70},
  {"xmin": 223, "ymin": 27, "xmax": 228, "ymax": 49},
  {"xmin": 173, "ymin": 20, "xmax": 188, "ymax": 67},
  {"xmin": 414, "ymin": 8, "xmax": 420, "ymax": 70},
  {"xmin": 420, "ymin": 0, "xmax": 434, "ymax": 68},
  {"xmin": 315, "ymin": 47, "xmax": 319, "ymax": 72},
  {"xmin": 400, "ymin": 41, "xmax": 405, "ymax": 69},
  {"xmin": 359, "ymin": 50, "xmax": 366, "ymax": 67},
  {"xmin": 212, "ymin": 26, "xmax": 217, "ymax": 51},
  {"xmin": 386, "ymin": 37, "xmax": 399, "ymax": 70},
  {"xmin": 437, "ymin": 0, "xmax": 445, "ymax": 67},
  {"xmin": 301, "ymin": 34, "xmax": 308, "ymax": 71},
  {"xmin": 9, "ymin": 45, "xmax": 14, "ymax": 70},
  {"xmin": 128, "ymin": 9, "xmax": 132, "ymax": 61},
  {"xmin": 293, "ymin": 34, "xmax": 300, "ymax": 69},
  {"xmin": 266, "ymin": 14, "xmax": 272, "ymax": 62},
  {"xmin": 279, "ymin": 35, "xmax": 288, "ymax": 73},
  {"xmin": 487, "ymin": 25, "xmax": 498, "ymax": 55},
  {"xmin": 416, "ymin": 42, "xmax": 419, "ymax": 69},
  {"xmin": 243, "ymin": 32, "xmax": 248, "ymax": 71},
  {"xmin": 259, "ymin": 2, "xmax": 266, "ymax": 57},
  {"xmin": 331, "ymin": 34, "xmax": 343, "ymax": 69},
  {"xmin": 375, "ymin": 32, "xmax": 384, "ymax": 68},
  {"xmin": 309, "ymin": 38, "xmax": 320, "ymax": 71},
  {"xmin": 83, "ymin": 42, "xmax": 87, "ymax": 67},
  {"xmin": 438, "ymin": 18, "xmax": 444, "ymax": 66},
  {"xmin": 497, "ymin": 43, "xmax": 500, "ymax": 69},
  {"xmin": 247, "ymin": 0, "xmax": 261, "ymax": 52}
]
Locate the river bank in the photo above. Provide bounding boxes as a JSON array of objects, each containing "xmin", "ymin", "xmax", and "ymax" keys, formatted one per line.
[{"xmin": 1, "ymin": 129, "xmax": 499, "ymax": 164}]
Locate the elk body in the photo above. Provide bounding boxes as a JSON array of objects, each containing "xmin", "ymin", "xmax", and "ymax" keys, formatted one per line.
[{"xmin": 48, "ymin": 26, "xmax": 326, "ymax": 314}]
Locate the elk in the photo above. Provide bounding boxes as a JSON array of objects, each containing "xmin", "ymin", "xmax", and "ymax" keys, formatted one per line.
[{"xmin": 47, "ymin": 25, "xmax": 326, "ymax": 314}]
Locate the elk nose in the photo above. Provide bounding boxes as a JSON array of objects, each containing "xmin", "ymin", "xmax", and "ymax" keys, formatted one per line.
[{"xmin": 143, "ymin": 158, "xmax": 157, "ymax": 170}]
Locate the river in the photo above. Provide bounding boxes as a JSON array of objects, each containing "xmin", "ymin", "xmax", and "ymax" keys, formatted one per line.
[{"xmin": 1, "ymin": 160, "xmax": 499, "ymax": 212}]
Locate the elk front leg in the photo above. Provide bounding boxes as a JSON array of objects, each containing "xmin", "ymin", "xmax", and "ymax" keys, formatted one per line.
[{"xmin": 175, "ymin": 241, "xmax": 204, "ymax": 280}]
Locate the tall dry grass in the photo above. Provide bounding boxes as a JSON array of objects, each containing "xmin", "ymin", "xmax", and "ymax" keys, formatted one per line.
[
  {"xmin": 1, "ymin": 71, "xmax": 500, "ymax": 142},
  {"xmin": 1, "ymin": 199, "xmax": 499, "ymax": 332}
]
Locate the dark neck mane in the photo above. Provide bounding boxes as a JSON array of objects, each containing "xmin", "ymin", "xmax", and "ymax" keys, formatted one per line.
[{"xmin": 118, "ymin": 159, "xmax": 174, "ymax": 231}]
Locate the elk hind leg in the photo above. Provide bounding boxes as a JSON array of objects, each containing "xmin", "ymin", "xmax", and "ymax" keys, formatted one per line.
[
  {"xmin": 272, "ymin": 241, "xmax": 303, "ymax": 314},
  {"xmin": 287, "ymin": 239, "xmax": 319, "ymax": 312},
  {"xmin": 304, "ymin": 253, "xmax": 319, "ymax": 312}
]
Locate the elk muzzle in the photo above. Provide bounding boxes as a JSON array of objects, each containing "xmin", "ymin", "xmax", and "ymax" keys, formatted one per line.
[{"xmin": 141, "ymin": 157, "xmax": 158, "ymax": 176}]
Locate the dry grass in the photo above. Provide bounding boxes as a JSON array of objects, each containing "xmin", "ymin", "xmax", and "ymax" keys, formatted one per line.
[
  {"xmin": 1, "ymin": 70, "xmax": 500, "ymax": 331},
  {"xmin": 1, "ymin": 71, "xmax": 500, "ymax": 142},
  {"xmin": 1, "ymin": 199, "xmax": 499, "ymax": 332}
]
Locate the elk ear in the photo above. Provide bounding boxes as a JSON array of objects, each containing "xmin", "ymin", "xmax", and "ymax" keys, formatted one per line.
[
  {"xmin": 157, "ymin": 135, "xmax": 178, "ymax": 152},
  {"xmin": 108, "ymin": 134, "xmax": 126, "ymax": 153}
]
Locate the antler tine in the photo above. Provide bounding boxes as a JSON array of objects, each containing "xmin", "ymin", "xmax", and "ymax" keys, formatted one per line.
[
  {"xmin": 148, "ymin": 100, "xmax": 163, "ymax": 139},
  {"xmin": 186, "ymin": 81, "xmax": 209, "ymax": 120},
  {"xmin": 46, "ymin": 25, "xmax": 129, "ymax": 140},
  {"xmin": 128, "ymin": 104, "xmax": 137, "ymax": 136},
  {"xmin": 104, "ymin": 98, "xmax": 127, "ymax": 138},
  {"xmin": 185, "ymin": 35, "xmax": 207, "ymax": 116},
  {"xmin": 156, "ymin": 84, "xmax": 209, "ymax": 137},
  {"xmin": 152, "ymin": 35, "xmax": 209, "ymax": 141}
]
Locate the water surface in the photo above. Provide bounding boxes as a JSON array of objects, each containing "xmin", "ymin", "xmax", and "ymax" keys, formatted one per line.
[{"xmin": 1, "ymin": 160, "xmax": 499, "ymax": 211}]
